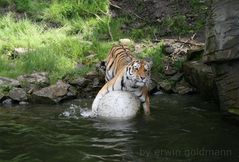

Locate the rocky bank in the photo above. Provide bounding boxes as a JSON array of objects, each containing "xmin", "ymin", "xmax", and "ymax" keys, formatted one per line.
[
  {"xmin": 0, "ymin": 38, "xmax": 205, "ymax": 105},
  {"xmin": 0, "ymin": 72, "xmax": 105, "ymax": 105}
]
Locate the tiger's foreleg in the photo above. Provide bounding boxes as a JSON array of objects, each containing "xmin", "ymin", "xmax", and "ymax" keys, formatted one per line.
[
  {"xmin": 140, "ymin": 89, "xmax": 150, "ymax": 115},
  {"xmin": 142, "ymin": 94, "xmax": 150, "ymax": 115},
  {"xmin": 133, "ymin": 88, "xmax": 150, "ymax": 115}
]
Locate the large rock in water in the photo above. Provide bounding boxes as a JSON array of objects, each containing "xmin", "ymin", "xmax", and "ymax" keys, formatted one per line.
[
  {"xmin": 204, "ymin": 0, "xmax": 239, "ymax": 116},
  {"xmin": 183, "ymin": 61, "xmax": 218, "ymax": 102},
  {"xmin": 96, "ymin": 91, "xmax": 140, "ymax": 119}
]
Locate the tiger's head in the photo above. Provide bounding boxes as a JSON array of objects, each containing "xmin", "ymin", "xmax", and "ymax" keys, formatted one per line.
[{"xmin": 127, "ymin": 60, "xmax": 152, "ymax": 87}]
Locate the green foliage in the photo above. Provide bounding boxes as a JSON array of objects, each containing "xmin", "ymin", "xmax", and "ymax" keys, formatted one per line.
[
  {"xmin": 0, "ymin": 0, "xmax": 207, "ymax": 83},
  {"xmin": 15, "ymin": 0, "xmax": 32, "ymax": 12},
  {"xmin": 189, "ymin": 0, "xmax": 208, "ymax": 12},
  {"xmin": 0, "ymin": 0, "xmax": 48, "ymax": 18},
  {"xmin": 69, "ymin": 16, "xmax": 125, "ymax": 41},
  {"xmin": 174, "ymin": 59, "xmax": 184, "ymax": 70},
  {"xmin": 0, "ymin": 13, "xmax": 117, "ymax": 82},
  {"xmin": 91, "ymin": 41, "xmax": 114, "ymax": 59},
  {"xmin": 0, "ymin": 84, "xmax": 12, "ymax": 95},
  {"xmin": 0, "ymin": 14, "xmax": 71, "ymax": 52},
  {"xmin": 62, "ymin": 66, "xmax": 93, "ymax": 82},
  {"xmin": 130, "ymin": 26, "xmax": 160, "ymax": 40},
  {"xmin": 43, "ymin": 0, "xmax": 109, "ymax": 24},
  {"xmin": 0, "ymin": 56, "xmax": 21, "ymax": 78},
  {"xmin": 162, "ymin": 16, "xmax": 190, "ymax": 35},
  {"xmin": 189, "ymin": 0, "xmax": 208, "ymax": 32},
  {"xmin": 138, "ymin": 42, "xmax": 164, "ymax": 72},
  {"xmin": 70, "ymin": 17, "xmax": 108, "ymax": 40},
  {"xmin": 19, "ymin": 48, "xmax": 75, "ymax": 82},
  {"xmin": 0, "ymin": 0, "xmax": 11, "ymax": 7}
]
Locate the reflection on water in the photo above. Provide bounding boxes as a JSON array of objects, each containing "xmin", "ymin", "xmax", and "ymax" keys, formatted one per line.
[
  {"xmin": 0, "ymin": 94, "xmax": 239, "ymax": 162},
  {"xmin": 92, "ymin": 120, "xmax": 136, "ymax": 132}
]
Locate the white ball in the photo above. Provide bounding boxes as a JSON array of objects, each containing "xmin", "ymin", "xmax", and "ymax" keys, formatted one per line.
[{"xmin": 97, "ymin": 91, "xmax": 140, "ymax": 119}]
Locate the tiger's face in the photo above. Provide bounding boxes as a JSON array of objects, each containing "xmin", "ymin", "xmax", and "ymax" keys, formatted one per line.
[{"xmin": 127, "ymin": 60, "xmax": 152, "ymax": 87}]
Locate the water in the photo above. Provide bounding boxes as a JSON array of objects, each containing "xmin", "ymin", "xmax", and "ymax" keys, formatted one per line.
[{"xmin": 0, "ymin": 94, "xmax": 239, "ymax": 162}]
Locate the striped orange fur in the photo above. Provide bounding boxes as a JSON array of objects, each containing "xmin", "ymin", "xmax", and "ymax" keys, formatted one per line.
[
  {"xmin": 92, "ymin": 45, "xmax": 152, "ymax": 116},
  {"xmin": 105, "ymin": 44, "xmax": 134, "ymax": 82}
]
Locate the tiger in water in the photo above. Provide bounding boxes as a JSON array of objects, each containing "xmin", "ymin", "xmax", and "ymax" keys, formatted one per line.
[{"xmin": 92, "ymin": 45, "xmax": 152, "ymax": 115}]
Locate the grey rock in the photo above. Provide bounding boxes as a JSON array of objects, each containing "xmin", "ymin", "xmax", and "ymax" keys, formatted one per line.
[
  {"xmin": 85, "ymin": 71, "xmax": 100, "ymax": 80},
  {"xmin": 173, "ymin": 79, "xmax": 194, "ymax": 95},
  {"xmin": 183, "ymin": 61, "xmax": 218, "ymax": 101},
  {"xmin": 213, "ymin": 61, "xmax": 239, "ymax": 113},
  {"xmin": 9, "ymin": 88, "xmax": 27, "ymax": 102},
  {"xmin": 12, "ymin": 48, "xmax": 31, "ymax": 59},
  {"xmin": 70, "ymin": 71, "xmax": 105, "ymax": 98},
  {"xmin": 148, "ymin": 79, "xmax": 159, "ymax": 94},
  {"xmin": 31, "ymin": 80, "xmax": 76, "ymax": 104},
  {"xmin": 164, "ymin": 45, "xmax": 174, "ymax": 55},
  {"xmin": 92, "ymin": 78, "xmax": 100, "ymax": 88},
  {"xmin": 17, "ymin": 72, "xmax": 50, "ymax": 92},
  {"xmin": 204, "ymin": 0, "xmax": 239, "ymax": 62},
  {"xmin": 0, "ymin": 77, "xmax": 20, "ymax": 87},
  {"xmin": 163, "ymin": 66, "xmax": 177, "ymax": 76},
  {"xmin": 85, "ymin": 71, "xmax": 105, "ymax": 87},
  {"xmin": 203, "ymin": 0, "xmax": 239, "ymax": 115},
  {"xmin": 95, "ymin": 61, "xmax": 106, "ymax": 75},
  {"xmin": 67, "ymin": 86, "xmax": 77, "ymax": 97},
  {"xmin": 169, "ymin": 73, "xmax": 184, "ymax": 82},
  {"xmin": 69, "ymin": 77, "xmax": 90, "ymax": 87},
  {"xmin": 158, "ymin": 81, "xmax": 172, "ymax": 93}
]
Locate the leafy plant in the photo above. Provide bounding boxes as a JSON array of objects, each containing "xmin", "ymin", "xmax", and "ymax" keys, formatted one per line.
[{"xmin": 138, "ymin": 42, "xmax": 164, "ymax": 72}]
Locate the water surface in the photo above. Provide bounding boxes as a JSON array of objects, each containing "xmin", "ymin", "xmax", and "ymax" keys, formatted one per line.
[{"xmin": 0, "ymin": 94, "xmax": 239, "ymax": 162}]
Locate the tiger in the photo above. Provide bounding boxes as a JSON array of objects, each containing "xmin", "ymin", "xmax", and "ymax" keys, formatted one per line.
[
  {"xmin": 92, "ymin": 58, "xmax": 152, "ymax": 116},
  {"xmin": 105, "ymin": 44, "xmax": 134, "ymax": 82}
]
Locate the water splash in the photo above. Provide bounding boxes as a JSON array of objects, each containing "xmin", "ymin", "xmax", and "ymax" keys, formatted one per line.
[
  {"xmin": 80, "ymin": 108, "xmax": 94, "ymax": 118},
  {"xmin": 59, "ymin": 104, "xmax": 93, "ymax": 119}
]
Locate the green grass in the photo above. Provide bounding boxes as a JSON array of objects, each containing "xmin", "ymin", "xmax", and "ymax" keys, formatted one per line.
[
  {"xmin": 0, "ymin": 0, "xmax": 207, "ymax": 83},
  {"xmin": 162, "ymin": 15, "xmax": 190, "ymax": 35},
  {"xmin": 0, "ymin": 55, "xmax": 22, "ymax": 78},
  {"xmin": 0, "ymin": 13, "xmax": 114, "ymax": 82},
  {"xmin": 137, "ymin": 41, "xmax": 164, "ymax": 72}
]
